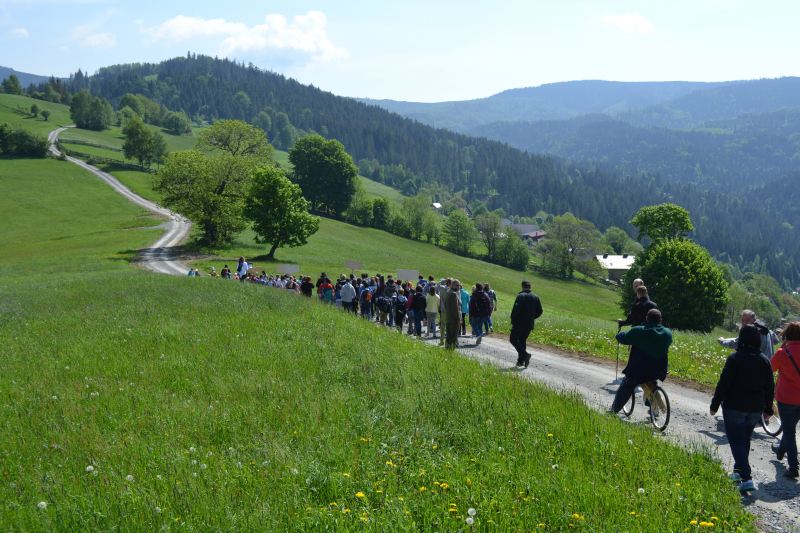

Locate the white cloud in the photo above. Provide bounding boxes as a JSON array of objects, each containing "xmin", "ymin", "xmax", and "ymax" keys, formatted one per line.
[
  {"xmin": 146, "ymin": 11, "xmax": 346, "ymax": 62},
  {"xmin": 82, "ymin": 32, "xmax": 116, "ymax": 48},
  {"xmin": 598, "ymin": 13, "xmax": 655, "ymax": 35},
  {"xmin": 10, "ymin": 27, "xmax": 29, "ymax": 38}
]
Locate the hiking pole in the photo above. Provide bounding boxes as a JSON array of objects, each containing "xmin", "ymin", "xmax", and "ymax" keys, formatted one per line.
[{"xmin": 615, "ymin": 324, "xmax": 622, "ymax": 380}]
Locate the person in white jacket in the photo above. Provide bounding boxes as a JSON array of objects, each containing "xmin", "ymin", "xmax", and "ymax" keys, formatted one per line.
[{"xmin": 340, "ymin": 279, "xmax": 357, "ymax": 313}]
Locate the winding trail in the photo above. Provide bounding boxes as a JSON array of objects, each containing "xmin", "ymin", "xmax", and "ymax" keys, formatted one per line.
[
  {"xmin": 426, "ymin": 333, "xmax": 800, "ymax": 531},
  {"xmin": 48, "ymin": 126, "xmax": 798, "ymax": 530},
  {"xmin": 48, "ymin": 127, "xmax": 191, "ymax": 275}
]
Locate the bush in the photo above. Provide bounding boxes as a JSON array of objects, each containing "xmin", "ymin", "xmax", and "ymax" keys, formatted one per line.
[
  {"xmin": 623, "ymin": 238, "xmax": 729, "ymax": 332},
  {"xmin": 0, "ymin": 123, "xmax": 48, "ymax": 157}
]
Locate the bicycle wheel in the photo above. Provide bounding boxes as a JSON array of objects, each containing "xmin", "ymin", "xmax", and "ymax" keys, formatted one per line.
[
  {"xmin": 761, "ymin": 401, "xmax": 783, "ymax": 437},
  {"xmin": 648, "ymin": 386, "xmax": 671, "ymax": 432},
  {"xmin": 620, "ymin": 391, "xmax": 635, "ymax": 418}
]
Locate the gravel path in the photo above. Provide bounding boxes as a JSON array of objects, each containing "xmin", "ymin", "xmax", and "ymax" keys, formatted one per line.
[
  {"xmin": 419, "ymin": 331, "xmax": 800, "ymax": 531},
  {"xmin": 48, "ymin": 127, "xmax": 191, "ymax": 276}
]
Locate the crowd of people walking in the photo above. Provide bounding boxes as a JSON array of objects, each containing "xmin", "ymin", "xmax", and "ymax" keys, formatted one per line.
[{"xmin": 195, "ymin": 259, "xmax": 798, "ymax": 488}]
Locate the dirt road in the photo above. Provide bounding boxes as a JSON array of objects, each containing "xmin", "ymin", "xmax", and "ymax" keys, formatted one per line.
[{"xmin": 48, "ymin": 127, "xmax": 191, "ymax": 276}]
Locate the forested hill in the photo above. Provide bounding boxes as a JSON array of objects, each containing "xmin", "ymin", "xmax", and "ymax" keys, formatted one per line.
[
  {"xmin": 67, "ymin": 55, "xmax": 657, "ymax": 227},
  {"xmin": 64, "ymin": 55, "xmax": 800, "ymax": 287},
  {"xmin": 471, "ymin": 110, "xmax": 800, "ymax": 190},
  {"xmin": 0, "ymin": 66, "xmax": 51, "ymax": 87},
  {"xmin": 361, "ymin": 80, "xmax": 725, "ymax": 132}
]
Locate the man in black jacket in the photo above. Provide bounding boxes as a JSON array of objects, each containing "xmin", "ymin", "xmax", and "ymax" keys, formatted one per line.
[
  {"xmin": 618, "ymin": 285, "xmax": 658, "ymax": 327},
  {"xmin": 510, "ymin": 280, "xmax": 543, "ymax": 368},
  {"xmin": 710, "ymin": 324, "xmax": 775, "ymax": 492}
]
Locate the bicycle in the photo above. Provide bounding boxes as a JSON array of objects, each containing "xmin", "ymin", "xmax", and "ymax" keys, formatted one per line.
[
  {"xmin": 761, "ymin": 399, "xmax": 783, "ymax": 437},
  {"xmin": 620, "ymin": 381, "xmax": 671, "ymax": 432}
]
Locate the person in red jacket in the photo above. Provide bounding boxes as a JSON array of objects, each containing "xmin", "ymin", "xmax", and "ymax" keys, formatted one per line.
[{"xmin": 771, "ymin": 321, "xmax": 800, "ymax": 479}]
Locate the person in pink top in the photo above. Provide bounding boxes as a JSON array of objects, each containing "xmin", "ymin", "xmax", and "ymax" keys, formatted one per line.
[{"xmin": 771, "ymin": 321, "xmax": 800, "ymax": 479}]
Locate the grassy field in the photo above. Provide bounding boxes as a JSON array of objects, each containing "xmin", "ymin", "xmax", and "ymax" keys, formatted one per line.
[
  {"xmin": 0, "ymin": 94, "xmax": 72, "ymax": 135},
  {"xmin": 0, "ymin": 100, "xmax": 753, "ymax": 530}
]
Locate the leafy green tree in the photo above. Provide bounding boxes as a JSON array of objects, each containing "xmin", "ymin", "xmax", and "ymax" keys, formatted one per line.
[
  {"xmin": 289, "ymin": 134, "xmax": 358, "ymax": 216},
  {"xmin": 0, "ymin": 124, "xmax": 48, "ymax": 157},
  {"xmin": 2, "ymin": 74, "xmax": 22, "ymax": 95},
  {"xmin": 623, "ymin": 239, "xmax": 729, "ymax": 332},
  {"xmin": 244, "ymin": 165, "xmax": 320, "ymax": 259},
  {"xmin": 422, "ymin": 209, "xmax": 440, "ymax": 244},
  {"xmin": 343, "ymin": 187, "xmax": 373, "ymax": 226},
  {"xmin": 156, "ymin": 151, "xmax": 253, "ymax": 244},
  {"xmin": 198, "ymin": 119, "xmax": 272, "ymax": 159},
  {"xmin": 163, "ymin": 111, "xmax": 192, "ymax": 135},
  {"xmin": 70, "ymin": 90, "xmax": 113, "ymax": 130},
  {"xmin": 540, "ymin": 213, "xmax": 602, "ymax": 278},
  {"xmin": 496, "ymin": 231, "xmax": 530, "ymax": 270},
  {"xmin": 402, "ymin": 194, "xmax": 431, "ymax": 240},
  {"xmin": 122, "ymin": 116, "xmax": 166, "ymax": 168},
  {"xmin": 30, "ymin": 104, "xmax": 39, "ymax": 117},
  {"xmin": 371, "ymin": 197, "xmax": 391, "ymax": 230},
  {"xmin": 41, "ymin": 110, "xmax": 51, "ymax": 122},
  {"xmin": 475, "ymin": 211, "xmax": 503, "ymax": 259},
  {"xmin": 253, "ymin": 110, "xmax": 272, "ymax": 135},
  {"xmin": 630, "ymin": 203, "xmax": 694, "ymax": 243},
  {"xmin": 603, "ymin": 226, "xmax": 631, "ymax": 254},
  {"xmin": 441, "ymin": 209, "xmax": 477, "ymax": 256}
]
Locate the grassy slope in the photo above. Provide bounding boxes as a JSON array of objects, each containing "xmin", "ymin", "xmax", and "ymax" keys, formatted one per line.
[
  {"xmin": 0, "ymin": 94, "xmax": 72, "ymax": 135},
  {"xmin": 0, "ymin": 100, "xmax": 751, "ymax": 531}
]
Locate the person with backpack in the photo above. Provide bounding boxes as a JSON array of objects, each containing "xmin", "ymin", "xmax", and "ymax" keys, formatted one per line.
[
  {"xmin": 300, "ymin": 276, "xmax": 314, "ymax": 297},
  {"xmin": 484, "ymin": 282, "xmax": 497, "ymax": 333},
  {"xmin": 319, "ymin": 277, "xmax": 334, "ymax": 304},
  {"xmin": 469, "ymin": 283, "xmax": 492, "ymax": 345},
  {"xmin": 411, "ymin": 286, "xmax": 427, "ymax": 336},
  {"xmin": 360, "ymin": 283, "xmax": 373, "ymax": 319},
  {"xmin": 771, "ymin": 321, "xmax": 800, "ymax": 479},
  {"xmin": 394, "ymin": 289, "xmax": 408, "ymax": 332},
  {"xmin": 711, "ymin": 324, "xmax": 775, "ymax": 492}
]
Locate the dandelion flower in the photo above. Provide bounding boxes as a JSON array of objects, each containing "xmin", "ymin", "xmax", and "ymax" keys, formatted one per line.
[
  {"xmin": 690, "ymin": 519, "xmax": 698, "ymax": 525},
  {"xmin": 466, "ymin": 517, "xmax": 474, "ymax": 525},
  {"xmin": 85, "ymin": 465, "xmax": 94, "ymax": 473},
  {"xmin": 551, "ymin": 464, "xmax": 559, "ymax": 469},
  {"xmin": 419, "ymin": 486, "xmax": 427, "ymax": 492},
  {"xmin": 191, "ymin": 459, "xmax": 197, "ymax": 465},
  {"xmin": 237, "ymin": 462, "xmax": 243, "ymax": 468},
  {"xmin": 468, "ymin": 508, "xmax": 477, "ymax": 516},
  {"xmin": 126, "ymin": 474, "xmax": 134, "ymax": 482},
  {"xmin": 189, "ymin": 447, "xmax": 196, "ymax": 453},
  {"xmin": 37, "ymin": 501, "xmax": 47, "ymax": 510},
  {"xmin": 342, "ymin": 472, "xmax": 351, "ymax": 477},
  {"xmin": 637, "ymin": 487, "xmax": 645, "ymax": 494},
  {"xmin": 200, "ymin": 463, "xmax": 207, "ymax": 470},
  {"xmin": 155, "ymin": 507, "xmax": 162, "ymax": 514},
  {"xmin": 699, "ymin": 522, "xmax": 715, "ymax": 528},
  {"xmin": 156, "ymin": 475, "xmax": 162, "ymax": 480},
  {"xmin": 440, "ymin": 482, "xmax": 450, "ymax": 490},
  {"xmin": 629, "ymin": 511, "xmax": 636, "ymax": 516},
  {"xmin": 571, "ymin": 513, "xmax": 584, "ymax": 521},
  {"xmin": 52, "ymin": 395, "xmax": 58, "ymax": 400},
  {"xmin": 355, "ymin": 491, "xmax": 366, "ymax": 499},
  {"xmin": 711, "ymin": 516, "xmax": 719, "ymax": 521},
  {"xmin": 206, "ymin": 451, "xmax": 212, "ymax": 457}
]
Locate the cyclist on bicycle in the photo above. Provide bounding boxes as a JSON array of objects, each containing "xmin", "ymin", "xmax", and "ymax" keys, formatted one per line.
[{"xmin": 611, "ymin": 309, "xmax": 673, "ymax": 414}]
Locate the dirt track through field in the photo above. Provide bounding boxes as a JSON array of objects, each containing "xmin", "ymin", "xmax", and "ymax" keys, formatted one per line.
[
  {"xmin": 49, "ymin": 127, "xmax": 798, "ymax": 530},
  {"xmin": 48, "ymin": 127, "xmax": 191, "ymax": 276}
]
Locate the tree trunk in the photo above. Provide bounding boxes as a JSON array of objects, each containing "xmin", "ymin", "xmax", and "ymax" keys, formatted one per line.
[{"xmin": 266, "ymin": 243, "xmax": 279, "ymax": 260}]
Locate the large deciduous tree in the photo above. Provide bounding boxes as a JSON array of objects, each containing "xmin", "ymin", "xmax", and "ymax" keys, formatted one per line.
[
  {"xmin": 244, "ymin": 166, "xmax": 320, "ymax": 260},
  {"xmin": 630, "ymin": 203, "xmax": 694, "ymax": 243},
  {"xmin": 475, "ymin": 211, "xmax": 503, "ymax": 259},
  {"xmin": 441, "ymin": 209, "xmax": 477, "ymax": 256},
  {"xmin": 69, "ymin": 90, "xmax": 113, "ymax": 131},
  {"xmin": 540, "ymin": 213, "xmax": 602, "ymax": 279},
  {"xmin": 154, "ymin": 120, "xmax": 273, "ymax": 244},
  {"xmin": 289, "ymin": 134, "xmax": 357, "ymax": 216},
  {"xmin": 623, "ymin": 238, "xmax": 729, "ymax": 332},
  {"xmin": 122, "ymin": 116, "xmax": 166, "ymax": 168}
]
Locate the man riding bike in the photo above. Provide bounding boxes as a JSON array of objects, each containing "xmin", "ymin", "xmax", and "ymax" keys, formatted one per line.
[{"xmin": 611, "ymin": 309, "xmax": 672, "ymax": 414}]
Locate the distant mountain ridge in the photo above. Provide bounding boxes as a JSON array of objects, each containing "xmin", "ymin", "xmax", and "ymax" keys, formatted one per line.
[
  {"xmin": 0, "ymin": 66, "xmax": 53, "ymax": 88},
  {"xmin": 362, "ymin": 80, "xmax": 732, "ymax": 132}
]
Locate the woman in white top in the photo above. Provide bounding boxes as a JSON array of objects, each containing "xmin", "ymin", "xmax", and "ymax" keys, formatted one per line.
[{"xmin": 425, "ymin": 286, "xmax": 441, "ymax": 338}]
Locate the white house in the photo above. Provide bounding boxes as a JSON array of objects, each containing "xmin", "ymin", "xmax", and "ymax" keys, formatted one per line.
[{"xmin": 595, "ymin": 254, "xmax": 636, "ymax": 282}]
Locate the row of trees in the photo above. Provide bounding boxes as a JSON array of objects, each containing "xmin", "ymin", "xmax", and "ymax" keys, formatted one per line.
[{"xmin": 0, "ymin": 123, "xmax": 49, "ymax": 157}]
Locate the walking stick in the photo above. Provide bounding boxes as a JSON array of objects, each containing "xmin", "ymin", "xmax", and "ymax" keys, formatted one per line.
[{"xmin": 615, "ymin": 324, "xmax": 621, "ymax": 380}]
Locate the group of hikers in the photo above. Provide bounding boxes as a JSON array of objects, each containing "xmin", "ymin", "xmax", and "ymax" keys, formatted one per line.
[
  {"xmin": 197, "ymin": 258, "xmax": 799, "ymax": 489},
  {"xmin": 612, "ymin": 278, "xmax": 799, "ymax": 490}
]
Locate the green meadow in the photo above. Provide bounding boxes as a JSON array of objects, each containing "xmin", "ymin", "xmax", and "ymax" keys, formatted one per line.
[{"xmin": 0, "ymin": 96, "xmax": 753, "ymax": 530}]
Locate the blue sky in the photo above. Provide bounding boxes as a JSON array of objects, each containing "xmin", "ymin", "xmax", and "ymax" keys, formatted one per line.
[{"xmin": 1, "ymin": 0, "xmax": 798, "ymax": 101}]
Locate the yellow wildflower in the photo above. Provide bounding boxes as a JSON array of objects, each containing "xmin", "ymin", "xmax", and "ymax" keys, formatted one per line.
[
  {"xmin": 699, "ymin": 522, "xmax": 714, "ymax": 528},
  {"xmin": 466, "ymin": 478, "xmax": 473, "ymax": 487},
  {"xmin": 419, "ymin": 486, "xmax": 427, "ymax": 492},
  {"xmin": 355, "ymin": 491, "xmax": 366, "ymax": 499},
  {"xmin": 690, "ymin": 519, "xmax": 698, "ymax": 525},
  {"xmin": 571, "ymin": 513, "xmax": 584, "ymax": 521},
  {"xmin": 629, "ymin": 511, "xmax": 636, "ymax": 516},
  {"xmin": 711, "ymin": 516, "xmax": 719, "ymax": 521},
  {"xmin": 385, "ymin": 460, "xmax": 395, "ymax": 467},
  {"xmin": 360, "ymin": 511, "xmax": 369, "ymax": 522},
  {"xmin": 547, "ymin": 433, "xmax": 554, "ymax": 437},
  {"xmin": 440, "ymin": 482, "xmax": 450, "ymax": 490},
  {"xmin": 537, "ymin": 524, "xmax": 546, "ymax": 529},
  {"xmin": 343, "ymin": 508, "xmax": 351, "ymax": 514},
  {"xmin": 342, "ymin": 472, "xmax": 351, "ymax": 477}
]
